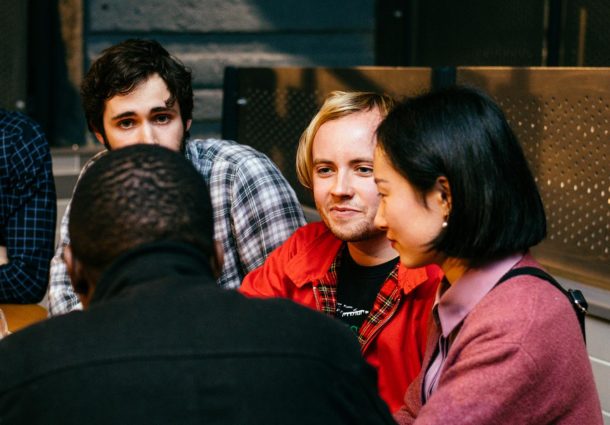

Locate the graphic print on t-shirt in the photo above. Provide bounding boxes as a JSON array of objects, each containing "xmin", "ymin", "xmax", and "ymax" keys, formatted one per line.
[
  {"xmin": 336, "ymin": 248, "xmax": 399, "ymax": 334},
  {"xmin": 336, "ymin": 302, "xmax": 371, "ymax": 334}
]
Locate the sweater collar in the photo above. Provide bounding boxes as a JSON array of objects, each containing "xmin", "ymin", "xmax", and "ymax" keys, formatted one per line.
[
  {"xmin": 435, "ymin": 252, "xmax": 524, "ymax": 338},
  {"xmin": 90, "ymin": 240, "xmax": 215, "ymax": 304}
]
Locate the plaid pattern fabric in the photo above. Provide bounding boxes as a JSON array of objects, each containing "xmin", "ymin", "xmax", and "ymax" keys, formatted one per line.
[
  {"xmin": 47, "ymin": 139, "xmax": 305, "ymax": 315},
  {"xmin": 48, "ymin": 202, "xmax": 79, "ymax": 314},
  {"xmin": 48, "ymin": 151, "xmax": 104, "ymax": 315},
  {"xmin": 357, "ymin": 267, "xmax": 402, "ymax": 350},
  {"xmin": 186, "ymin": 139, "xmax": 305, "ymax": 288},
  {"xmin": 314, "ymin": 248, "xmax": 403, "ymax": 352},
  {"xmin": 313, "ymin": 254, "xmax": 340, "ymax": 315},
  {"xmin": 0, "ymin": 110, "xmax": 56, "ymax": 302}
]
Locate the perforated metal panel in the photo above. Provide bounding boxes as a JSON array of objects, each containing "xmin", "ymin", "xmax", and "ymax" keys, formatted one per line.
[
  {"xmin": 231, "ymin": 67, "xmax": 432, "ymax": 206},
  {"xmin": 225, "ymin": 66, "xmax": 609, "ymax": 288},
  {"xmin": 458, "ymin": 67, "xmax": 610, "ymax": 288},
  {"xmin": 239, "ymin": 87, "xmax": 320, "ymax": 207}
]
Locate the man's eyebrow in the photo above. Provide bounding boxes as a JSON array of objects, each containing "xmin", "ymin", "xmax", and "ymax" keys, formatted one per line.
[
  {"xmin": 313, "ymin": 157, "xmax": 373, "ymax": 165},
  {"xmin": 110, "ymin": 106, "xmax": 175, "ymax": 121},
  {"xmin": 351, "ymin": 158, "xmax": 374, "ymax": 164},
  {"xmin": 110, "ymin": 111, "xmax": 136, "ymax": 121},
  {"xmin": 151, "ymin": 106, "xmax": 174, "ymax": 114}
]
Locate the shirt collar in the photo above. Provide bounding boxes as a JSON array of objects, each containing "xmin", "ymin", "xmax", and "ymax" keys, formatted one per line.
[
  {"xmin": 91, "ymin": 240, "xmax": 215, "ymax": 304},
  {"xmin": 435, "ymin": 252, "xmax": 524, "ymax": 338}
]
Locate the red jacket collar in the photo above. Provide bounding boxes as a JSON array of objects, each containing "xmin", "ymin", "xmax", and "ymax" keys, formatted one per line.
[
  {"xmin": 285, "ymin": 222, "xmax": 342, "ymax": 285},
  {"xmin": 285, "ymin": 222, "xmax": 435, "ymax": 294}
]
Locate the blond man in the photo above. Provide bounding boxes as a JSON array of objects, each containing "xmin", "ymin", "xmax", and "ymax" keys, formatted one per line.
[{"xmin": 241, "ymin": 91, "xmax": 442, "ymax": 413}]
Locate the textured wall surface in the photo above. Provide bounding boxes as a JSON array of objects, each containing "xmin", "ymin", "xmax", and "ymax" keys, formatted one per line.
[{"xmin": 84, "ymin": 0, "xmax": 375, "ymax": 139}]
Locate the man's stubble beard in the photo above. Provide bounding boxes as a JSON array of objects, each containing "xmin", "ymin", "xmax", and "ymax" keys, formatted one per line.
[
  {"xmin": 101, "ymin": 131, "xmax": 188, "ymax": 153},
  {"xmin": 318, "ymin": 209, "xmax": 384, "ymax": 243}
]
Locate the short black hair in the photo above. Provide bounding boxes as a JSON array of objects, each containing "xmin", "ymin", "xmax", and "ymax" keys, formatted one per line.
[
  {"xmin": 69, "ymin": 145, "xmax": 214, "ymax": 271},
  {"xmin": 81, "ymin": 38, "xmax": 193, "ymax": 145},
  {"xmin": 376, "ymin": 86, "xmax": 546, "ymax": 265}
]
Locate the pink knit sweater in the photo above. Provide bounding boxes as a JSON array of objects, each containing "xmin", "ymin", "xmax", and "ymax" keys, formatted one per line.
[{"xmin": 394, "ymin": 254, "xmax": 603, "ymax": 425}]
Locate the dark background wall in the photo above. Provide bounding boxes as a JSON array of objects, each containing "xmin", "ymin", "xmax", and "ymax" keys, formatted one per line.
[
  {"xmin": 1, "ymin": 2, "xmax": 608, "ymax": 420},
  {"xmin": 375, "ymin": 0, "xmax": 610, "ymax": 67},
  {"xmin": 4, "ymin": 0, "xmax": 375, "ymax": 146},
  {"xmin": 3, "ymin": 0, "xmax": 609, "ymax": 146}
]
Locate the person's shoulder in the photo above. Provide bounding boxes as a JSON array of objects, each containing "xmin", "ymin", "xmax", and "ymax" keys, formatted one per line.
[
  {"xmin": 244, "ymin": 221, "xmax": 334, "ymax": 264},
  {"xmin": 469, "ymin": 256, "xmax": 582, "ymax": 348},
  {"xmin": 0, "ymin": 311, "xmax": 87, "ymax": 391},
  {"xmin": 294, "ymin": 221, "xmax": 330, "ymax": 237},
  {"xmin": 186, "ymin": 138, "xmax": 274, "ymax": 168},
  {"xmin": 0, "ymin": 111, "xmax": 51, "ymax": 181},
  {"xmin": 287, "ymin": 221, "xmax": 338, "ymax": 249},
  {"xmin": 188, "ymin": 288, "xmax": 394, "ymax": 422},
  {"xmin": 233, "ymin": 290, "xmax": 362, "ymax": 358},
  {"xmin": 73, "ymin": 149, "xmax": 107, "ymax": 181},
  {"xmin": 82, "ymin": 149, "xmax": 108, "ymax": 167},
  {"xmin": 0, "ymin": 110, "xmax": 40, "ymax": 133},
  {"xmin": 186, "ymin": 138, "xmax": 263, "ymax": 159},
  {"xmin": 0, "ymin": 110, "xmax": 45, "ymax": 148},
  {"xmin": 485, "ymin": 256, "xmax": 574, "ymax": 315},
  {"xmin": 161, "ymin": 283, "xmax": 362, "ymax": 366}
]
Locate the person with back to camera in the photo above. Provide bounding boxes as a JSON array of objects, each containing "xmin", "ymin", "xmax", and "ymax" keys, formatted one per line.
[
  {"xmin": 0, "ymin": 145, "xmax": 395, "ymax": 425},
  {"xmin": 47, "ymin": 38, "xmax": 305, "ymax": 315},
  {"xmin": 373, "ymin": 86, "xmax": 603, "ymax": 424}
]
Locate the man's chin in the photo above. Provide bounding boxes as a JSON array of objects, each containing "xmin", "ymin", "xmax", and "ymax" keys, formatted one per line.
[{"xmin": 325, "ymin": 222, "xmax": 381, "ymax": 243}]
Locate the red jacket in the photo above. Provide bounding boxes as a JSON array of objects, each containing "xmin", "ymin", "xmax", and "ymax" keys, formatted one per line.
[{"xmin": 241, "ymin": 222, "xmax": 441, "ymax": 413}]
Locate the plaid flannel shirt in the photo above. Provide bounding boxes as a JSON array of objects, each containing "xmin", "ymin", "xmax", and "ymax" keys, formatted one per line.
[
  {"xmin": 314, "ymin": 247, "xmax": 404, "ymax": 352},
  {"xmin": 0, "ymin": 110, "xmax": 56, "ymax": 303},
  {"xmin": 48, "ymin": 139, "xmax": 305, "ymax": 315}
]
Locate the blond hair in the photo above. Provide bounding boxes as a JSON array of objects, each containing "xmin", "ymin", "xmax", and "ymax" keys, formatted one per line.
[{"xmin": 295, "ymin": 91, "xmax": 395, "ymax": 189}]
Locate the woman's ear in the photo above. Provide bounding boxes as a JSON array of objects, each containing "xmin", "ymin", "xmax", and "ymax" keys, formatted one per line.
[{"xmin": 435, "ymin": 176, "xmax": 452, "ymax": 217}]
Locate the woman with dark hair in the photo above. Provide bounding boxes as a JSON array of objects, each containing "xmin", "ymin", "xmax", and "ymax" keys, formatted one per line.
[{"xmin": 374, "ymin": 86, "xmax": 602, "ymax": 424}]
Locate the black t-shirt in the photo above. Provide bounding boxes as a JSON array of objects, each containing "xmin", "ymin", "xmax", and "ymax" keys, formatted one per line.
[{"xmin": 335, "ymin": 249, "xmax": 399, "ymax": 334}]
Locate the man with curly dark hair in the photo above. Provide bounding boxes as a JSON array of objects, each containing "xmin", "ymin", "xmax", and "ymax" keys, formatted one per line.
[{"xmin": 48, "ymin": 39, "xmax": 305, "ymax": 314}]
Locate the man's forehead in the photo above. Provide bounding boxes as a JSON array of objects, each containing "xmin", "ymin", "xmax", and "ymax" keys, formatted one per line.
[
  {"xmin": 104, "ymin": 74, "xmax": 178, "ymax": 116},
  {"xmin": 313, "ymin": 119, "xmax": 377, "ymax": 159}
]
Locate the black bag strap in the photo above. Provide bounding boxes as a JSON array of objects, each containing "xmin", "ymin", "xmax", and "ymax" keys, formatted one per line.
[{"xmin": 495, "ymin": 267, "xmax": 587, "ymax": 342}]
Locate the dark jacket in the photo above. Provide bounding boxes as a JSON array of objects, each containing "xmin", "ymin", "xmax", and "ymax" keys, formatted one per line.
[{"xmin": 0, "ymin": 241, "xmax": 394, "ymax": 425}]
